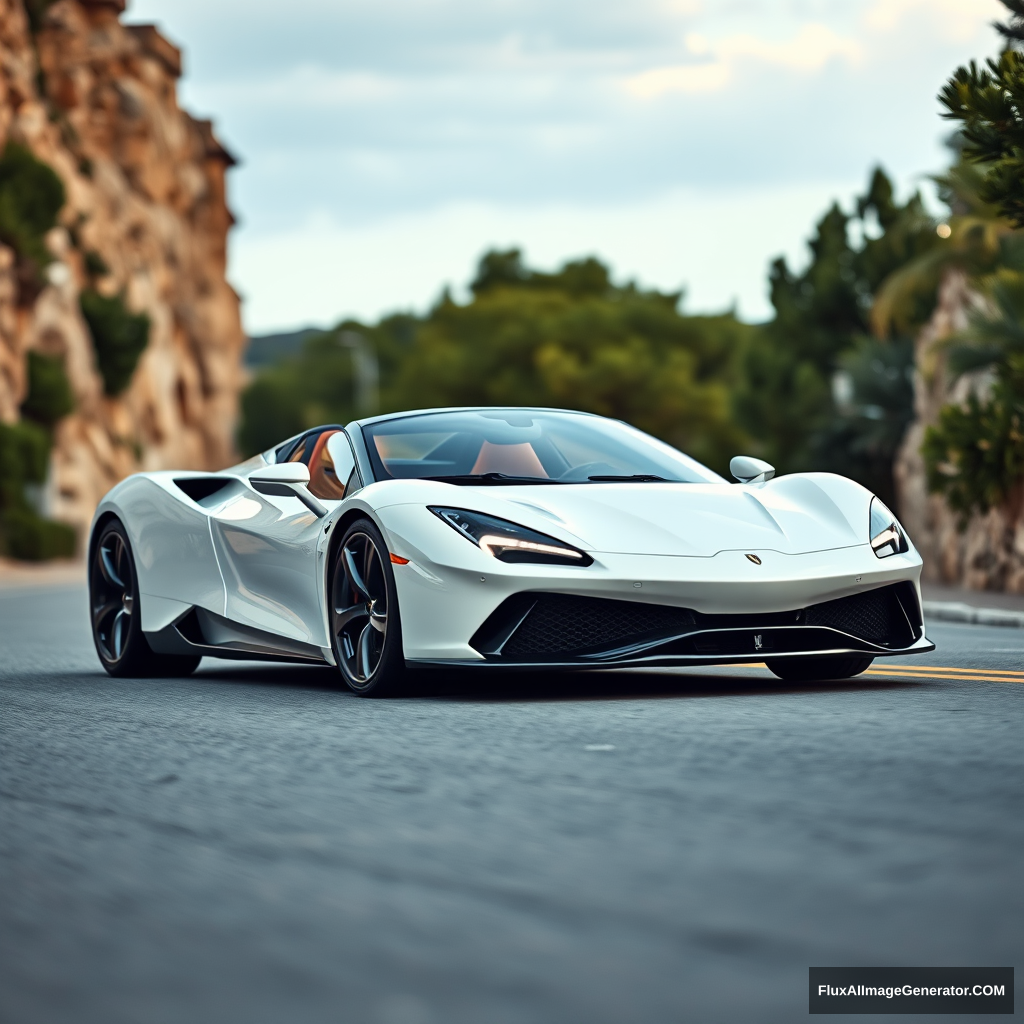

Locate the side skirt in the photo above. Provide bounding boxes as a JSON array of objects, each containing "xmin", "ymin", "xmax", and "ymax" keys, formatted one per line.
[{"xmin": 146, "ymin": 607, "xmax": 328, "ymax": 665}]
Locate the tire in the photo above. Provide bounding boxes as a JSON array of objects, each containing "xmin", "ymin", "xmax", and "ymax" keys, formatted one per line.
[
  {"xmin": 329, "ymin": 518, "xmax": 407, "ymax": 697},
  {"xmin": 766, "ymin": 655, "xmax": 874, "ymax": 682},
  {"xmin": 89, "ymin": 519, "xmax": 201, "ymax": 678}
]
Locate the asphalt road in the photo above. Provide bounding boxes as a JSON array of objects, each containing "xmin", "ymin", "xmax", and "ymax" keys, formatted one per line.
[{"xmin": 1, "ymin": 584, "xmax": 1021, "ymax": 1024}]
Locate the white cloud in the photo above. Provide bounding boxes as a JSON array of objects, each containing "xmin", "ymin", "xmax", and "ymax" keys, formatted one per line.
[
  {"xmin": 130, "ymin": 0, "xmax": 1004, "ymax": 332},
  {"xmin": 864, "ymin": 0, "xmax": 1003, "ymax": 42},
  {"xmin": 232, "ymin": 180, "xmax": 871, "ymax": 332},
  {"xmin": 625, "ymin": 24, "xmax": 863, "ymax": 98}
]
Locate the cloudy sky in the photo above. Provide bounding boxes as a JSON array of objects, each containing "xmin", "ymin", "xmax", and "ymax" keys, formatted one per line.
[{"xmin": 130, "ymin": 0, "xmax": 1004, "ymax": 333}]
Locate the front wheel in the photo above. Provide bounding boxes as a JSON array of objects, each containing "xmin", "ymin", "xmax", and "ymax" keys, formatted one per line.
[
  {"xmin": 766, "ymin": 655, "xmax": 874, "ymax": 682},
  {"xmin": 89, "ymin": 519, "xmax": 201, "ymax": 678},
  {"xmin": 329, "ymin": 518, "xmax": 406, "ymax": 697}
]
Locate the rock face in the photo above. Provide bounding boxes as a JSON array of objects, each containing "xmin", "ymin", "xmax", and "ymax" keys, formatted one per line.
[
  {"xmin": 0, "ymin": 0, "xmax": 244, "ymax": 547},
  {"xmin": 895, "ymin": 270, "xmax": 1024, "ymax": 593}
]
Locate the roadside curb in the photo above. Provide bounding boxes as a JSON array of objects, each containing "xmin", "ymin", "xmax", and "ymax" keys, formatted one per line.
[{"xmin": 923, "ymin": 600, "xmax": 1024, "ymax": 629}]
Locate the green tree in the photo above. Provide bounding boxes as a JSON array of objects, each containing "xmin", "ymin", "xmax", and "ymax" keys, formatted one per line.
[
  {"xmin": 736, "ymin": 167, "xmax": 940, "ymax": 500},
  {"xmin": 939, "ymin": 1, "xmax": 1024, "ymax": 226},
  {"xmin": 239, "ymin": 252, "xmax": 752, "ymax": 473},
  {"xmin": 922, "ymin": 269, "xmax": 1024, "ymax": 518},
  {"xmin": 239, "ymin": 330, "xmax": 357, "ymax": 455},
  {"xmin": 380, "ymin": 252, "xmax": 748, "ymax": 472},
  {"xmin": 913, "ymin": 0, "xmax": 1024, "ymax": 519}
]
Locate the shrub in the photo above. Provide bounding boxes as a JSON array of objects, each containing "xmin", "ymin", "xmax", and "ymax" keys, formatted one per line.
[
  {"xmin": 0, "ymin": 142, "xmax": 65, "ymax": 272},
  {"xmin": 80, "ymin": 289, "xmax": 150, "ymax": 395},
  {"xmin": 0, "ymin": 420, "xmax": 50, "ymax": 491},
  {"xmin": 922, "ymin": 382, "xmax": 1024, "ymax": 521},
  {"xmin": 0, "ymin": 421, "xmax": 75, "ymax": 560},
  {"xmin": 21, "ymin": 351, "xmax": 74, "ymax": 428},
  {"xmin": 1, "ymin": 506, "xmax": 76, "ymax": 560}
]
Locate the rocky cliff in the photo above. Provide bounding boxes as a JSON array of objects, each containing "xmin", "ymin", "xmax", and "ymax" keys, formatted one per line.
[
  {"xmin": 895, "ymin": 270, "xmax": 1024, "ymax": 593},
  {"xmin": 0, "ymin": 0, "xmax": 243, "ymax": 554}
]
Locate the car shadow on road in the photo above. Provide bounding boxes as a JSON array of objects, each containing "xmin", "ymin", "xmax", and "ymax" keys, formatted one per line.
[{"xmin": 194, "ymin": 661, "xmax": 921, "ymax": 702}]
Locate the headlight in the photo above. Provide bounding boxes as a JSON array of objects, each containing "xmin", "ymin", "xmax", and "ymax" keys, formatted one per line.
[
  {"xmin": 869, "ymin": 497, "xmax": 908, "ymax": 558},
  {"xmin": 429, "ymin": 507, "xmax": 593, "ymax": 566}
]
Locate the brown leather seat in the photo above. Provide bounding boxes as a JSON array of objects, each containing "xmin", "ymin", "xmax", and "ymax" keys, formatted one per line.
[{"xmin": 306, "ymin": 429, "xmax": 348, "ymax": 500}]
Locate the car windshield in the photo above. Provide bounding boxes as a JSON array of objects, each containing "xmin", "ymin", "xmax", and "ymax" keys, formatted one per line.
[{"xmin": 361, "ymin": 409, "xmax": 724, "ymax": 484}]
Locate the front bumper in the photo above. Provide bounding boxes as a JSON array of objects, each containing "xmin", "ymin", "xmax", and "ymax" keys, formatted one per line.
[
  {"xmin": 378, "ymin": 504, "xmax": 929, "ymax": 663},
  {"xmin": 406, "ymin": 581, "xmax": 934, "ymax": 669}
]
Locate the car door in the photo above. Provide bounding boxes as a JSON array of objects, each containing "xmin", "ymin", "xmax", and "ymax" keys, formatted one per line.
[{"xmin": 210, "ymin": 429, "xmax": 356, "ymax": 647}]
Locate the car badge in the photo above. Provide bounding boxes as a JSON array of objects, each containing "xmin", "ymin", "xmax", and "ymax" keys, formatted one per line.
[
  {"xmin": 745, "ymin": 553, "xmax": 762, "ymax": 565},
  {"xmin": 754, "ymin": 634, "xmax": 763, "ymax": 651}
]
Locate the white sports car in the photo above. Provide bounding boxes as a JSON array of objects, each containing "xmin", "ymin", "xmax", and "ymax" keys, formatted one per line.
[{"xmin": 88, "ymin": 407, "xmax": 934, "ymax": 695}]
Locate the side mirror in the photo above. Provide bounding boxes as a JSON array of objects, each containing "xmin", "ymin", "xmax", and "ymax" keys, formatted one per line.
[
  {"xmin": 730, "ymin": 455, "xmax": 776, "ymax": 484},
  {"xmin": 251, "ymin": 463, "xmax": 311, "ymax": 485},
  {"xmin": 249, "ymin": 462, "xmax": 327, "ymax": 517}
]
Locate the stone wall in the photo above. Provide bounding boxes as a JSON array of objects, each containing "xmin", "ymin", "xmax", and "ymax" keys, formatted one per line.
[
  {"xmin": 895, "ymin": 270, "xmax": 1024, "ymax": 592},
  {"xmin": 0, "ymin": 0, "xmax": 244, "ymax": 547}
]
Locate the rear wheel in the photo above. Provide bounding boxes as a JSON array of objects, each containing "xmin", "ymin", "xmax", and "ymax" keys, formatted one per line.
[
  {"xmin": 89, "ymin": 519, "xmax": 201, "ymax": 678},
  {"xmin": 766, "ymin": 655, "xmax": 874, "ymax": 682},
  {"xmin": 329, "ymin": 518, "xmax": 406, "ymax": 697}
]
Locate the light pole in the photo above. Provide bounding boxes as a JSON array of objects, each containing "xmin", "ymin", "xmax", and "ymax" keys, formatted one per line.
[{"xmin": 338, "ymin": 331, "xmax": 379, "ymax": 417}]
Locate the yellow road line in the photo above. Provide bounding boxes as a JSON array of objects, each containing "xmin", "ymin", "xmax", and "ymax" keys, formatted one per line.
[
  {"xmin": 709, "ymin": 661, "xmax": 1022, "ymax": 683},
  {"xmin": 715, "ymin": 661, "xmax": 1023, "ymax": 684},
  {"xmin": 869, "ymin": 664, "xmax": 1024, "ymax": 678},
  {"xmin": 718, "ymin": 661, "xmax": 1024, "ymax": 678},
  {"xmin": 865, "ymin": 668, "xmax": 1024, "ymax": 684}
]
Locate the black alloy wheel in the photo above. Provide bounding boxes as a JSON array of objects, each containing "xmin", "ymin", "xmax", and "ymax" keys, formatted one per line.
[
  {"xmin": 766, "ymin": 655, "xmax": 874, "ymax": 682},
  {"xmin": 89, "ymin": 519, "xmax": 200, "ymax": 678},
  {"xmin": 330, "ymin": 518, "xmax": 405, "ymax": 696}
]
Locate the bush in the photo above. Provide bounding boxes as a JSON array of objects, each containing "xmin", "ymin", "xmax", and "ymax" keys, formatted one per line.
[
  {"xmin": 1, "ymin": 506, "xmax": 75, "ymax": 560},
  {"xmin": 0, "ymin": 142, "xmax": 65, "ymax": 272},
  {"xmin": 0, "ymin": 420, "xmax": 50, "ymax": 491},
  {"xmin": 21, "ymin": 351, "xmax": 74, "ymax": 428},
  {"xmin": 0, "ymin": 421, "xmax": 75, "ymax": 560},
  {"xmin": 922, "ymin": 382, "xmax": 1024, "ymax": 521},
  {"xmin": 80, "ymin": 289, "xmax": 150, "ymax": 395}
]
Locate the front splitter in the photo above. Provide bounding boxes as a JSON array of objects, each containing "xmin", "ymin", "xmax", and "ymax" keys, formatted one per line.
[{"xmin": 406, "ymin": 634, "xmax": 935, "ymax": 671}]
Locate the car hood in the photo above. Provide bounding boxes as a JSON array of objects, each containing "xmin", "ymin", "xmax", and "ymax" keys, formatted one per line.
[{"xmin": 372, "ymin": 473, "xmax": 873, "ymax": 557}]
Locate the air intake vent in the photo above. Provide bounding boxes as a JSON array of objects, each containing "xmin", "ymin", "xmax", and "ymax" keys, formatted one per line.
[
  {"xmin": 472, "ymin": 583, "xmax": 919, "ymax": 662},
  {"xmin": 804, "ymin": 588, "xmax": 903, "ymax": 642},
  {"xmin": 474, "ymin": 594, "xmax": 696, "ymax": 658},
  {"xmin": 173, "ymin": 477, "xmax": 233, "ymax": 504}
]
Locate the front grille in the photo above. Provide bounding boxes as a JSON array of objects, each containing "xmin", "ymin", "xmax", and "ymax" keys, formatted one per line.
[
  {"xmin": 804, "ymin": 588, "xmax": 895, "ymax": 641},
  {"xmin": 498, "ymin": 595, "xmax": 695, "ymax": 657},
  {"xmin": 472, "ymin": 583, "xmax": 920, "ymax": 662}
]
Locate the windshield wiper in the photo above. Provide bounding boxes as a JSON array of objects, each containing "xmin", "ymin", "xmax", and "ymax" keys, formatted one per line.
[
  {"xmin": 587, "ymin": 474, "xmax": 669, "ymax": 482},
  {"xmin": 425, "ymin": 473, "xmax": 564, "ymax": 485}
]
